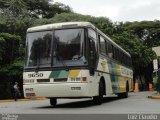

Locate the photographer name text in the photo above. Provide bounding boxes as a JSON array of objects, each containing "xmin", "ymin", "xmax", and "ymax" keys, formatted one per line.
[{"xmin": 128, "ymin": 114, "xmax": 158, "ymax": 120}]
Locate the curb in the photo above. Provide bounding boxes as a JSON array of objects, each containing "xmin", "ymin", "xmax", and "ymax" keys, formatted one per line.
[
  {"xmin": 148, "ymin": 95, "xmax": 160, "ymax": 99},
  {"xmin": 0, "ymin": 98, "xmax": 48, "ymax": 102}
]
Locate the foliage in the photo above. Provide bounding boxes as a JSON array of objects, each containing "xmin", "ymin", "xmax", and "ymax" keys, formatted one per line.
[
  {"xmin": 8, "ymin": 59, "xmax": 23, "ymax": 79},
  {"xmin": 0, "ymin": 68, "xmax": 12, "ymax": 99},
  {"xmin": 0, "ymin": 33, "xmax": 21, "ymax": 66},
  {"xmin": 0, "ymin": 0, "xmax": 72, "ymax": 18},
  {"xmin": 24, "ymin": 0, "xmax": 72, "ymax": 18},
  {"xmin": 0, "ymin": 59, "xmax": 23, "ymax": 99},
  {"xmin": 123, "ymin": 21, "xmax": 160, "ymax": 47},
  {"xmin": 112, "ymin": 23, "xmax": 157, "ymax": 62}
]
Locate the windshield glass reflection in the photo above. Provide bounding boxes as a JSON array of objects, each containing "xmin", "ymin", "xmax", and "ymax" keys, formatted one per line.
[
  {"xmin": 53, "ymin": 28, "xmax": 87, "ymax": 67},
  {"xmin": 25, "ymin": 28, "xmax": 87, "ymax": 68},
  {"xmin": 25, "ymin": 31, "xmax": 52, "ymax": 67}
]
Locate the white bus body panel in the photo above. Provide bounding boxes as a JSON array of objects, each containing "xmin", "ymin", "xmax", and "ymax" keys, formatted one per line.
[{"xmin": 23, "ymin": 70, "xmax": 99, "ymax": 98}]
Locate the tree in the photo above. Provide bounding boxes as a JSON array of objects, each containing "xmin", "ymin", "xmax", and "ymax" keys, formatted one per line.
[
  {"xmin": 0, "ymin": 0, "xmax": 27, "ymax": 17},
  {"xmin": 0, "ymin": 33, "xmax": 22, "ymax": 99},
  {"xmin": 0, "ymin": 33, "xmax": 21, "ymax": 66},
  {"xmin": 0, "ymin": 0, "xmax": 72, "ymax": 18},
  {"xmin": 112, "ymin": 22, "xmax": 157, "ymax": 90},
  {"xmin": 0, "ymin": 0, "xmax": 33, "ymax": 38},
  {"xmin": 123, "ymin": 21, "xmax": 160, "ymax": 47}
]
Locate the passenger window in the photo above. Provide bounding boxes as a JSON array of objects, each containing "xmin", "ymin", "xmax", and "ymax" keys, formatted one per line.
[
  {"xmin": 117, "ymin": 49, "xmax": 120, "ymax": 61},
  {"xmin": 88, "ymin": 28, "xmax": 97, "ymax": 52},
  {"xmin": 120, "ymin": 51, "xmax": 123, "ymax": 63},
  {"xmin": 105, "ymin": 40, "xmax": 108, "ymax": 54},
  {"xmin": 99, "ymin": 36, "xmax": 106, "ymax": 55},
  {"xmin": 112, "ymin": 45, "xmax": 115, "ymax": 59},
  {"xmin": 88, "ymin": 29, "xmax": 97, "ymax": 40},
  {"xmin": 108, "ymin": 43, "xmax": 113, "ymax": 59},
  {"xmin": 115, "ymin": 48, "xmax": 119, "ymax": 61}
]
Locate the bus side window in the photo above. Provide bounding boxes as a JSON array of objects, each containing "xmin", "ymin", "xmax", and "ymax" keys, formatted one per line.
[
  {"xmin": 99, "ymin": 35, "xmax": 106, "ymax": 56},
  {"xmin": 88, "ymin": 28, "xmax": 97, "ymax": 51},
  {"xmin": 120, "ymin": 51, "xmax": 123, "ymax": 64},
  {"xmin": 129, "ymin": 57, "xmax": 132, "ymax": 67},
  {"xmin": 115, "ymin": 48, "xmax": 117, "ymax": 61},
  {"xmin": 105, "ymin": 40, "xmax": 108, "ymax": 54},
  {"xmin": 121, "ymin": 53, "xmax": 124, "ymax": 64},
  {"xmin": 127, "ymin": 56, "xmax": 129, "ymax": 67},
  {"xmin": 108, "ymin": 43, "xmax": 113, "ymax": 59},
  {"xmin": 88, "ymin": 28, "xmax": 97, "ymax": 74},
  {"xmin": 124, "ymin": 54, "xmax": 127, "ymax": 65},
  {"xmin": 116, "ymin": 49, "xmax": 119, "ymax": 61},
  {"xmin": 112, "ymin": 45, "xmax": 115, "ymax": 59}
]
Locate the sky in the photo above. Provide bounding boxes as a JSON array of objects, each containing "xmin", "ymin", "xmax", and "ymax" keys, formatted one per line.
[{"xmin": 54, "ymin": 0, "xmax": 160, "ymax": 22}]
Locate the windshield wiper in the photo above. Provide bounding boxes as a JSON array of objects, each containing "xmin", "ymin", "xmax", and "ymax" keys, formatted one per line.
[
  {"xmin": 35, "ymin": 50, "xmax": 41, "ymax": 73},
  {"xmin": 35, "ymin": 59, "xmax": 40, "ymax": 73},
  {"xmin": 35, "ymin": 63, "xmax": 51, "ymax": 72},
  {"xmin": 35, "ymin": 65, "xmax": 39, "ymax": 73},
  {"xmin": 57, "ymin": 56, "xmax": 69, "ymax": 71}
]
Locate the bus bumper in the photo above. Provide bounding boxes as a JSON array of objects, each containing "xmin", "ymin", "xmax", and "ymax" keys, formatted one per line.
[{"xmin": 23, "ymin": 83, "xmax": 93, "ymax": 98}]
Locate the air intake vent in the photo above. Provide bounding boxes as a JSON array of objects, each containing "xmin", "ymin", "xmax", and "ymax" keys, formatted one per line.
[
  {"xmin": 54, "ymin": 78, "xmax": 67, "ymax": 82},
  {"xmin": 37, "ymin": 79, "xmax": 50, "ymax": 83}
]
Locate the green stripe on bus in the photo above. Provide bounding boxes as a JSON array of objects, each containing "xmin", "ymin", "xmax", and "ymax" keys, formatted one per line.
[
  {"xmin": 49, "ymin": 71, "xmax": 60, "ymax": 78},
  {"xmin": 49, "ymin": 70, "xmax": 69, "ymax": 78},
  {"xmin": 107, "ymin": 60, "xmax": 119, "ymax": 93},
  {"xmin": 59, "ymin": 70, "xmax": 69, "ymax": 78}
]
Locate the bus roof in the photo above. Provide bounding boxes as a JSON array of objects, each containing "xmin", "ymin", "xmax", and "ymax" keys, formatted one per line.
[
  {"xmin": 27, "ymin": 22, "xmax": 95, "ymax": 32},
  {"xmin": 27, "ymin": 22, "xmax": 130, "ymax": 57}
]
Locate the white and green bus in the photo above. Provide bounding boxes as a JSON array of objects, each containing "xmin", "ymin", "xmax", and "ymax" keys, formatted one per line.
[{"xmin": 23, "ymin": 22, "xmax": 133, "ymax": 106}]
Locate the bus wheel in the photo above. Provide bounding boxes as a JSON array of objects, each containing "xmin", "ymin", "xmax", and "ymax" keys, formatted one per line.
[
  {"xmin": 118, "ymin": 82, "xmax": 129, "ymax": 98},
  {"xmin": 50, "ymin": 98, "xmax": 57, "ymax": 106},
  {"xmin": 93, "ymin": 81, "xmax": 104, "ymax": 105}
]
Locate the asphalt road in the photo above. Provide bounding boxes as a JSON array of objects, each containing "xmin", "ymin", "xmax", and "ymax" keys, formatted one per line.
[{"xmin": 0, "ymin": 91, "xmax": 159, "ymax": 114}]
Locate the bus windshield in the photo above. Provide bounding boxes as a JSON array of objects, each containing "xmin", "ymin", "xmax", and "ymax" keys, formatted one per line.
[
  {"xmin": 53, "ymin": 28, "xmax": 87, "ymax": 67},
  {"xmin": 25, "ymin": 28, "xmax": 87, "ymax": 68},
  {"xmin": 25, "ymin": 31, "xmax": 52, "ymax": 67}
]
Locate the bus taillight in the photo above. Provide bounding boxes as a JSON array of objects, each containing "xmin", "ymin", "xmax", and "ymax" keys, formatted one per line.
[{"xmin": 82, "ymin": 77, "xmax": 87, "ymax": 82}]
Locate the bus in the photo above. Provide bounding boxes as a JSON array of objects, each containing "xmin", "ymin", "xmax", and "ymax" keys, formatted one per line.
[{"xmin": 23, "ymin": 22, "xmax": 133, "ymax": 106}]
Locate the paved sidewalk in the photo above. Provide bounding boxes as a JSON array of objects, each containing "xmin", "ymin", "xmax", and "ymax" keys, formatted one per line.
[{"xmin": 148, "ymin": 91, "xmax": 160, "ymax": 99}]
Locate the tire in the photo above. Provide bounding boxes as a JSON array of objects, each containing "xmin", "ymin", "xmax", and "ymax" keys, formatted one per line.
[
  {"xmin": 118, "ymin": 82, "xmax": 129, "ymax": 98},
  {"xmin": 50, "ymin": 98, "xmax": 57, "ymax": 106},
  {"xmin": 93, "ymin": 81, "xmax": 104, "ymax": 105}
]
